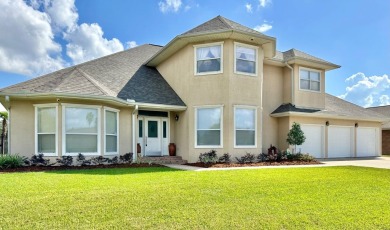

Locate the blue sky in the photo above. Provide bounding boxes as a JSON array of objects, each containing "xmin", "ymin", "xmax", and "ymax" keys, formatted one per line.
[{"xmin": 0, "ymin": 0, "xmax": 389, "ymax": 110}]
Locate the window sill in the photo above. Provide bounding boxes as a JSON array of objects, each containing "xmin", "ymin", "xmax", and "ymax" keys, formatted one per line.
[{"xmin": 195, "ymin": 71, "xmax": 223, "ymax": 76}]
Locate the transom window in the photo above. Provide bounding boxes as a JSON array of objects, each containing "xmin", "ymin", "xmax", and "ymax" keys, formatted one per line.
[
  {"xmin": 64, "ymin": 106, "xmax": 100, "ymax": 155},
  {"xmin": 235, "ymin": 43, "xmax": 257, "ymax": 75},
  {"xmin": 195, "ymin": 107, "xmax": 222, "ymax": 147},
  {"xmin": 105, "ymin": 109, "xmax": 119, "ymax": 155},
  {"xmin": 300, "ymin": 68, "xmax": 321, "ymax": 92},
  {"xmin": 35, "ymin": 106, "xmax": 57, "ymax": 156},
  {"xmin": 234, "ymin": 107, "xmax": 256, "ymax": 147},
  {"xmin": 195, "ymin": 43, "xmax": 223, "ymax": 75}
]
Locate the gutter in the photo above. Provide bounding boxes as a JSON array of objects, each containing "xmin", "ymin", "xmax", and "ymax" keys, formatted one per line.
[
  {"xmin": 132, "ymin": 105, "xmax": 139, "ymax": 162},
  {"xmin": 285, "ymin": 62, "xmax": 295, "ymax": 105}
]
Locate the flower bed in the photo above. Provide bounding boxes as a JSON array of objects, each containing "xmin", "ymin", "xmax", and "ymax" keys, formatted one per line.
[{"xmin": 186, "ymin": 160, "xmax": 321, "ymax": 168}]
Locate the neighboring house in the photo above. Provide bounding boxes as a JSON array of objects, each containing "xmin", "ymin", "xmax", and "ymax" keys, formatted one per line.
[
  {"xmin": 0, "ymin": 16, "xmax": 386, "ymax": 162},
  {"xmin": 367, "ymin": 105, "xmax": 390, "ymax": 155}
]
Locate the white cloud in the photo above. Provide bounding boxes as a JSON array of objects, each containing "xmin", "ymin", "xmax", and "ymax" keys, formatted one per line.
[
  {"xmin": 339, "ymin": 72, "xmax": 390, "ymax": 107},
  {"xmin": 65, "ymin": 23, "xmax": 124, "ymax": 64},
  {"xmin": 259, "ymin": 0, "xmax": 271, "ymax": 7},
  {"xmin": 254, "ymin": 23, "xmax": 273, "ymax": 33},
  {"xmin": 0, "ymin": 0, "xmax": 135, "ymax": 76},
  {"xmin": 0, "ymin": 0, "xmax": 64, "ymax": 76},
  {"xmin": 126, "ymin": 41, "xmax": 138, "ymax": 49},
  {"xmin": 245, "ymin": 3, "xmax": 253, "ymax": 13},
  {"xmin": 159, "ymin": 0, "xmax": 182, "ymax": 13}
]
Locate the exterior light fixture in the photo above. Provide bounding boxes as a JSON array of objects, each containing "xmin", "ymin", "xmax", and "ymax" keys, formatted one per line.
[
  {"xmin": 175, "ymin": 114, "xmax": 179, "ymax": 121},
  {"xmin": 326, "ymin": 121, "xmax": 329, "ymax": 126}
]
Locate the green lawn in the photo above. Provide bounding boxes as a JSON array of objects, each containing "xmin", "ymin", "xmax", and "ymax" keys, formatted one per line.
[{"xmin": 0, "ymin": 166, "xmax": 389, "ymax": 229}]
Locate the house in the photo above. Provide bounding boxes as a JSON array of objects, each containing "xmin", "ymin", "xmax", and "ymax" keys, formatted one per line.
[
  {"xmin": 0, "ymin": 16, "xmax": 386, "ymax": 163},
  {"xmin": 367, "ymin": 105, "xmax": 390, "ymax": 155}
]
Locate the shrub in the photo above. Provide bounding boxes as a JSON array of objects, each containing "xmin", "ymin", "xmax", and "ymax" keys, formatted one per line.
[
  {"xmin": 29, "ymin": 154, "xmax": 51, "ymax": 166},
  {"xmin": 108, "ymin": 156, "xmax": 119, "ymax": 164},
  {"xmin": 76, "ymin": 153, "xmax": 91, "ymax": 166},
  {"xmin": 119, "ymin": 153, "xmax": 133, "ymax": 164},
  {"xmin": 91, "ymin": 156, "xmax": 108, "ymax": 165},
  {"xmin": 198, "ymin": 150, "xmax": 218, "ymax": 164},
  {"xmin": 236, "ymin": 152, "xmax": 256, "ymax": 164},
  {"xmin": 56, "ymin": 156, "xmax": 73, "ymax": 166},
  {"xmin": 289, "ymin": 153, "xmax": 315, "ymax": 162},
  {"xmin": 218, "ymin": 153, "xmax": 231, "ymax": 164},
  {"xmin": 259, "ymin": 145, "xmax": 288, "ymax": 162},
  {"xmin": 0, "ymin": 154, "xmax": 24, "ymax": 169}
]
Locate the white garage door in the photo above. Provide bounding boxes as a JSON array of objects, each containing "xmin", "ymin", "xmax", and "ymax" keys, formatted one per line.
[
  {"xmin": 356, "ymin": 127, "xmax": 378, "ymax": 157},
  {"xmin": 328, "ymin": 126, "xmax": 354, "ymax": 158},
  {"xmin": 299, "ymin": 125, "xmax": 324, "ymax": 158}
]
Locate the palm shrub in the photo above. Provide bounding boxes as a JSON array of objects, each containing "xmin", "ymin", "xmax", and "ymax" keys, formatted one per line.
[{"xmin": 0, "ymin": 154, "xmax": 24, "ymax": 169}]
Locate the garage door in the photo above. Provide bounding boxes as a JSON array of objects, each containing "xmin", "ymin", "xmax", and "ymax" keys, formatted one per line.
[
  {"xmin": 356, "ymin": 127, "xmax": 378, "ymax": 157},
  {"xmin": 299, "ymin": 125, "xmax": 324, "ymax": 158},
  {"xmin": 328, "ymin": 126, "xmax": 354, "ymax": 158}
]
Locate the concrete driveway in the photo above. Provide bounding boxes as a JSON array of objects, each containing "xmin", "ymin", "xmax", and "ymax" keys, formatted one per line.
[{"xmin": 321, "ymin": 156, "xmax": 390, "ymax": 169}]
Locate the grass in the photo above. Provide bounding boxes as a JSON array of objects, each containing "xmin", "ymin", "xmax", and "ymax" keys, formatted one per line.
[{"xmin": 0, "ymin": 166, "xmax": 389, "ymax": 229}]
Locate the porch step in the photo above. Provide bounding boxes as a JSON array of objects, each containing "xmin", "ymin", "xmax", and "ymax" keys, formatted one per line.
[{"xmin": 140, "ymin": 156, "xmax": 187, "ymax": 165}]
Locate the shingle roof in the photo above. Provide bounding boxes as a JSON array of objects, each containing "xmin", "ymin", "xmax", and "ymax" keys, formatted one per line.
[
  {"xmin": 272, "ymin": 49, "xmax": 339, "ymax": 67},
  {"xmin": 0, "ymin": 44, "xmax": 185, "ymax": 106},
  {"xmin": 272, "ymin": 94, "xmax": 387, "ymax": 121},
  {"xmin": 367, "ymin": 105, "xmax": 390, "ymax": 128},
  {"xmin": 182, "ymin": 15, "xmax": 264, "ymax": 36}
]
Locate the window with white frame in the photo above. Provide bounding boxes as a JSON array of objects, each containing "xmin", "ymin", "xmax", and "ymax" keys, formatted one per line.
[
  {"xmin": 234, "ymin": 107, "xmax": 256, "ymax": 147},
  {"xmin": 300, "ymin": 68, "xmax": 321, "ymax": 92},
  {"xmin": 36, "ymin": 106, "xmax": 57, "ymax": 156},
  {"xmin": 195, "ymin": 43, "xmax": 222, "ymax": 74},
  {"xmin": 195, "ymin": 107, "xmax": 222, "ymax": 147},
  {"xmin": 64, "ymin": 106, "xmax": 99, "ymax": 155},
  {"xmin": 105, "ymin": 109, "xmax": 118, "ymax": 155},
  {"xmin": 235, "ymin": 43, "xmax": 257, "ymax": 75}
]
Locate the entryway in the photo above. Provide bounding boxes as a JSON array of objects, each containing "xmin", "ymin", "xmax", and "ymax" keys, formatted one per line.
[{"xmin": 138, "ymin": 115, "xmax": 169, "ymax": 157}]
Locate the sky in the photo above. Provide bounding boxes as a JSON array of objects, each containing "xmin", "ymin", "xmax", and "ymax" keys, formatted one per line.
[{"xmin": 0, "ymin": 0, "xmax": 389, "ymax": 112}]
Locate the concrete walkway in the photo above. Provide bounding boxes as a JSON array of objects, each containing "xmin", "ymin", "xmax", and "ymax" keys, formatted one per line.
[{"xmin": 163, "ymin": 156, "xmax": 390, "ymax": 171}]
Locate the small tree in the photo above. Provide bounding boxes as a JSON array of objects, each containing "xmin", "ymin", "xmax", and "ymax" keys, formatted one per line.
[{"xmin": 286, "ymin": 122, "xmax": 306, "ymax": 154}]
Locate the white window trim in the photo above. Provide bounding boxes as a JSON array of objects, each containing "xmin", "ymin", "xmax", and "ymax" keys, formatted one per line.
[
  {"xmin": 194, "ymin": 42, "xmax": 224, "ymax": 76},
  {"xmin": 194, "ymin": 106, "xmax": 223, "ymax": 149},
  {"xmin": 299, "ymin": 67, "xmax": 322, "ymax": 93},
  {"xmin": 104, "ymin": 107, "xmax": 120, "ymax": 156},
  {"xmin": 62, "ymin": 104, "xmax": 101, "ymax": 156},
  {"xmin": 234, "ymin": 105, "xmax": 257, "ymax": 148},
  {"xmin": 234, "ymin": 42, "xmax": 258, "ymax": 77},
  {"xmin": 34, "ymin": 104, "xmax": 58, "ymax": 157}
]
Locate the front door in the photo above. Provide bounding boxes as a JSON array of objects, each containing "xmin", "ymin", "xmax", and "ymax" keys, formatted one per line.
[{"xmin": 145, "ymin": 118, "xmax": 162, "ymax": 156}]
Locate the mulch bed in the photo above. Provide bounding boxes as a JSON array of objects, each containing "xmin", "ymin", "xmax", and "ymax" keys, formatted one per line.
[
  {"xmin": 0, "ymin": 163, "xmax": 164, "ymax": 173},
  {"xmin": 186, "ymin": 160, "xmax": 322, "ymax": 168}
]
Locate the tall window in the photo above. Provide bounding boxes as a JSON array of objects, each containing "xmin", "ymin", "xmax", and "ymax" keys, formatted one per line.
[
  {"xmin": 195, "ymin": 43, "xmax": 223, "ymax": 74},
  {"xmin": 235, "ymin": 43, "xmax": 257, "ymax": 75},
  {"xmin": 300, "ymin": 68, "xmax": 321, "ymax": 92},
  {"xmin": 195, "ymin": 107, "xmax": 222, "ymax": 147},
  {"xmin": 36, "ymin": 106, "xmax": 57, "ymax": 156},
  {"xmin": 105, "ymin": 109, "xmax": 118, "ymax": 155},
  {"xmin": 64, "ymin": 106, "xmax": 99, "ymax": 155},
  {"xmin": 235, "ymin": 107, "xmax": 256, "ymax": 147}
]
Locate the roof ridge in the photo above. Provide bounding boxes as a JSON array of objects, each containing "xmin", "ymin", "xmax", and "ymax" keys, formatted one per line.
[
  {"xmin": 217, "ymin": 15, "xmax": 233, "ymax": 29},
  {"xmin": 75, "ymin": 68, "xmax": 117, "ymax": 97}
]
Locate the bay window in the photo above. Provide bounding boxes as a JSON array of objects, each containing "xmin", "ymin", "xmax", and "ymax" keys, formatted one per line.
[
  {"xmin": 234, "ymin": 106, "xmax": 256, "ymax": 147},
  {"xmin": 63, "ymin": 106, "xmax": 100, "ymax": 155},
  {"xmin": 235, "ymin": 42, "xmax": 257, "ymax": 76},
  {"xmin": 195, "ymin": 107, "xmax": 223, "ymax": 148},
  {"xmin": 195, "ymin": 43, "xmax": 223, "ymax": 75},
  {"xmin": 35, "ymin": 105, "xmax": 57, "ymax": 156}
]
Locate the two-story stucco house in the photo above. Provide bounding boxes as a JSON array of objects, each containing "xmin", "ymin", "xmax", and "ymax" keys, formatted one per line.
[{"xmin": 0, "ymin": 16, "xmax": 386, "ymax": 163}]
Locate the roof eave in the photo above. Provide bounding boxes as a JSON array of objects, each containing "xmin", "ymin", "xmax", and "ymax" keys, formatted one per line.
[
  {"xmin": 285, "ymin": 57, "xmax": 341, "ymax": 71},
  {"xmin": 270, "ymin": 111, "xmax": 386, "ymax": 122}
]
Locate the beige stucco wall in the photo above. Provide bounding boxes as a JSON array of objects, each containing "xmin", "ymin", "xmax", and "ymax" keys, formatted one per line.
[
  {"xmin": 8, "ymin": 98, "xmax": 133, "ymax": 159},
  {"xmin": 157, "ymin": 39, "xmax": 265, "ymax": 162},
  {"xmin": 293, "ymin": 65, "xmax": 326, "ymax": 109}
]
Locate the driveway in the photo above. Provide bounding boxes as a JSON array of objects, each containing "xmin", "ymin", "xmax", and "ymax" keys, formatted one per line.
[{"xmin": 321, "ymin": 156, "xmax": 390, "ymax": 169}]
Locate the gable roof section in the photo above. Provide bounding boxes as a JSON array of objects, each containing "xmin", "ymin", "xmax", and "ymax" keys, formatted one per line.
[
  {"xmin": 147, "ymin": 15, "xmax": 276, "ymax": 66},
  {"xmin": 0, "ymin": 44, "xmax": 185, "ymax": 107},
  {"xmin": 272, "ymin": 94, "xmax": 387, "ymax": 122},
  {"xmin": 268, "ymin": 49, "xmax": 340, "ymax": 71}
]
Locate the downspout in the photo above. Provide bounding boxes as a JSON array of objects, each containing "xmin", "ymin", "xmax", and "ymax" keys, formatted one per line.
[
  {"xmin": 131, "ymin": 104, "xmax": 139, "ymax": 162},
  {"xmin": 285, "ymin": 62, "xmax": 295, "ymax": 105},
  {"xmin": 5, "ymin": 96, "xmax": 10, "ymax": 154}
]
